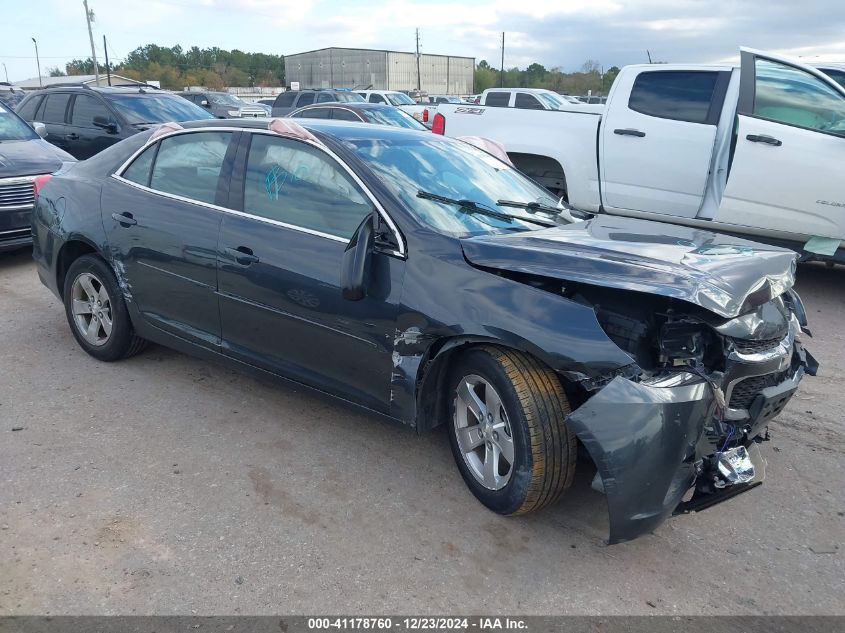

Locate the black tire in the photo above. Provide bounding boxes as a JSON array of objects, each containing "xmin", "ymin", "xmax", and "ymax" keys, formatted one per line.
[
  {"xmin": 62, "ymin": 254, "xmax": 147, "ymax": 361},
  {"xmin": 447, "ymin": 345, "xmax": 577, "ymax": 515}
]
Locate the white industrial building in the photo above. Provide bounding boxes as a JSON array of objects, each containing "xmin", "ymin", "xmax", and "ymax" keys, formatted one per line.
[{"xmin": 285, "ymin": 47, "xmax": 474, "ymax": 95}]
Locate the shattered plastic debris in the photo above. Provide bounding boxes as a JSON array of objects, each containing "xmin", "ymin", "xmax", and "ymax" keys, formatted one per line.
[
  {"xmin": 456, "ymin": 136, "xmax": 513, "ymax": 166},
  {"xmin": 268, "ymin": 118, "xmax": 321, "ymax": 144}
]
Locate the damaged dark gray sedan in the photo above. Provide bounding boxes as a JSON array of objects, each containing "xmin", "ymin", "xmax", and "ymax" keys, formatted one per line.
[{"xmin": 31, "ymin": 119, "xmax": 816, "ymax": 543}]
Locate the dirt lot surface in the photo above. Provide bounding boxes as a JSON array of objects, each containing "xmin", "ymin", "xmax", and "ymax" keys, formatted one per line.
[{"xmin": 0, "ymin": 248, "xmax": 843, "ymax": 615}]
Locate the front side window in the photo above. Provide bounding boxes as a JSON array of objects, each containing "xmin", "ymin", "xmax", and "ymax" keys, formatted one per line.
[
  {"xmin": 317, "ymin": 93, "xmax": 335, "ymax": 103},
  {"xmin": 243, "ymin": 134, "xmax": 371, "ymax": 239},
  {"xmin": 368, "ymin": 94, "xmax": 387, "ymax": 104},
  {"xmin": 385, "ymin": 92, "xmax": 415, "ymax": 106},
  {"xmin": 361, "ymin": 107, "xmax": 426, "ymax": 129},
  {"xmin": 147, "ymin": 132, "xmax": 232, "ymax": 204},
  {"xmin": 41, "ymin": 93, "xmax": 72, "ymax": 124},
  {"xmin": 515, "ymin": 93, "xmax": 543, "ymax": 110},
  {"xmin": 754, "ymin": 59, "xmax": 845, "ymax": 135},
  {"xmin": 820, "ymin": 68, "xmax": 845, "ymax": 89},
  {"xmin": 70, "ymin": 95, "xmax": 112, "ymax": 128},
  {"xmin": 629, "ymin": 71, "xmax": 719, "ymax": 123},
  {"xmin": 331, "ymin": 108, "xmax": 361, "ymax": 122},
  {"xmin": 484, "ymin": 92, "xmax": 510, "ymax": 107}
]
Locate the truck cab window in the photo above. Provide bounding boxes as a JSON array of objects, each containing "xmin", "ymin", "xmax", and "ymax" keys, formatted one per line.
[
  {"xmin": 754, "ymin": 59, "xmax": 845, "ymax": 135},
  {"xmin": 485, "ymin": 92, "xmax": 510, "ymax": 107},
  {"xmin": 628, "ymin": 71, "xmax": 719, "ymax": 124}
]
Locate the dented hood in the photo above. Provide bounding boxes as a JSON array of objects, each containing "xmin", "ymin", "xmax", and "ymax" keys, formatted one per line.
[{"xmin": 460, "ymin": 215, "xmax": 798, "ymax": 318}]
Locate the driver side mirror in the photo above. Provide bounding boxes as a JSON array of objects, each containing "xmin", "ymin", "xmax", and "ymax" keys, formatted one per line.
[
  {"xmin": 92, "ymin": 115, "xmax": 118, "ymax": 133},
  {"xmin": 32, "ymin": 121, "xmax": 47, "ymax": 138},
  {"xmin": 341, "ymin": 215, "xmax": 375, "ymax": 301},
  {"xmin": 200, "ymin": 99, "xmax": 209, "ymax": 107}
]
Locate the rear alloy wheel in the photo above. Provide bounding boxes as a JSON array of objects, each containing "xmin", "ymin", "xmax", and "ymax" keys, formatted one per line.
[
  {"xmin": 447, "ymin": 346, "xmax": 577, "ymax": 515},
  {"xmin": 63, "ymin": 255, "xmax": 146, "ymax": 361}
]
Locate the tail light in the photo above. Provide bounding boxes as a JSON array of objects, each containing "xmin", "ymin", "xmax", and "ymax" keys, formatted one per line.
[
  {"xmin": 33, "ymin": 174, "xmax": 53, "ymax": 197},
  {"xmin": 432, "ymin": 113, "xmax": 445, "ymax": 135},
  {"xmin": 422, "ymin": 108, "xmax": 429, "ymax": 123}
]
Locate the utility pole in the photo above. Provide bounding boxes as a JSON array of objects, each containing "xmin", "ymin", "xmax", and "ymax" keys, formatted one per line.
[
  {"xmin": 103, "ymin": 35, "xmax": 111, "ymax": 85},
  {"xmin": 415, "ymin": 27, "xmax": 421, "ymax": 92},
  {"xmin": 31, "ymin": 38, "xmax": 42, "ymax": 87},
  {"xmin": 2, "ymin": 62, "xmax": 8, "ymax": 83},
  {"xmin": 646, "ymin": 49, "xmax": 653, "ymax": 64},
  {"xmin": 500, "ymin": 32, "xmax": 505, "ymax": 87},
  {"xmin": 83, "ymin": 0, "xmax": 100, "ymax": 84}
]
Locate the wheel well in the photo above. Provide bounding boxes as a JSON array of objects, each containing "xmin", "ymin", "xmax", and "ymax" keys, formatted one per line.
[
  {"xmin": 56, "ymin": 240, "xmax": 99, "ymax": 299},
  {"xmin": 508, "ymin": 152, "xmax": 568, "ymax": 201},
  {"xmin": 415, "ymin": 339, "xmax": 576, "ymax": 433}
]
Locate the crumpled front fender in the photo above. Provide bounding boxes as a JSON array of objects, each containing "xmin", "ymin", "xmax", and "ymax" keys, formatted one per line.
[{"xmin": 566, "ymin": 373, "xmax": 715, "ymax": 544}]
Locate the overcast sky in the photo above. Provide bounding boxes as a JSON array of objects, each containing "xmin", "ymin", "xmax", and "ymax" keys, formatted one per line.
[{"xmin": 2, "ymin": 0, "xmax": 844, "ymax": 82}]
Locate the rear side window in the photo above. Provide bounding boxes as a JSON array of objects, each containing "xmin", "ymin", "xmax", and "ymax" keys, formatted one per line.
[
  {"xmin": 70, "ymin": 94, "xmax": 112, "ymax": 128},
  {"xmin": 274, "ymin": 92, "xmax": 297, "ymax": 108},
  {"xmin": 243, "ymin": 134, "xmax": 371, "ymax": 239},
  {"xmin": 484, "ymin": 92, "xmax": 510, "ymax": 107},
  {"xmin": 16, "ymin": 95, "xmax": 42, "ymax": 120},
  {"xmin": 317, "ymin": 93, "xmax": 336, "ymax": 103},
  {"xmin": 515, "ymin": 93, "xmax": 543, "ymax": 110},
  {"xmin": 148, "ymin": 132, "xmax": 232, "ymax": 205},
  {"xmin": 628, "ymin": 71, "xmax": 719, "ymax": 124},
  {"xmin": 332, "ymin": 108, "xmax": 360, "ymax": 121},
  {"xmin": 292, "ymin": 107, "xmax": 332, "ymax": 119},
  {"xmin": 297, "ymin": 93, "xmax": 315, "ymax": 106},
  {"xmin": 41, "ymin": 93, "xmax": 72, "ymax": 124},
  {"xmin": 122, "ymin": 143, "xmax": 157, "ymax": 186}
]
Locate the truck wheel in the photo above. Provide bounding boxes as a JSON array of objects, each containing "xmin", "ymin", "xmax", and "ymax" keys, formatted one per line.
[
  {"xmin": 447, "ymin": 345, "xmax": 577, "ymax": 515},
  {"xmin": 63, "ymin": 255, "xmax": 146, "ymax": 361}
]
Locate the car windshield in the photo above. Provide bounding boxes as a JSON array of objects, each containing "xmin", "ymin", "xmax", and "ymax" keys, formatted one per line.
[
  {"xmin": 108, "ymin": 94, "xmax": 215, "ymax": 125},
  {"xmin": 361, "ymin": 107, "xmax": 427, "ymax": 129},
  {"xmin": 0, "ymin": 105, "xmax": 37, "ymax": 141},
  {"xmin": 536, "ymin": 92, "xmax": 565, "ymax": 109},
  {"xmin": 335, "ymin": 92, "xmax": 366, "ymax": 103},
  {"xmin": 351, "ymin": 136, "xmax": 567, "ymax": 236},
  {"xmin": 386, "ymin": 92, "xmax": 416, "ymax": 106},
  {"xmin": 209, "ymin": 93, "xmax": 245, "ymax": 107}
]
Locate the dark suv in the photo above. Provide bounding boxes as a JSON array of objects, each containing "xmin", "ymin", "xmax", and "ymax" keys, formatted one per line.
[
  {"xmin": 270, "ymin": 89, "xmax": 365, "ymax": 117},
  {"xmin": 15, "ymin": 86, "xmax": 214, "ymax": 159}
]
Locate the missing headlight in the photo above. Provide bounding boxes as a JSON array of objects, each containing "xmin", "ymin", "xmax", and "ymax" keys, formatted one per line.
[{"xmin": 659, "ymin": 320, "xmax": 706, "ymax": 366}]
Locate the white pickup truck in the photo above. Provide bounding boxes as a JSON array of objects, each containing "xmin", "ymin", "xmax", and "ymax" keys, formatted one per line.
[{"xmin": 433, "ymin": 48, "xmax": 845, "ymax": 261}]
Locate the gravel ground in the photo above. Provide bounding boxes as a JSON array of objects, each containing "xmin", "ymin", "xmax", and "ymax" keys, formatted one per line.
[{"xmin": 0, "ymin": 248, "xmax": 842, "ymax": 615}]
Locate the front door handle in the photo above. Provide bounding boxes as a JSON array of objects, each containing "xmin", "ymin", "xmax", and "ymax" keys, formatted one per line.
[
  {"xmin": 65, "ymin": 133, "xmax": 79, "ymax": 141},
  {"xmin": 746, "ymin": 134, "xmax": 782, "ymax": 146},
  {"xmin": 614, "ymin": 128, "xmax": 646, "ymax": 137},
  {"xmin": 225, "ymin": 246, "xmax": 259, "ymax": 265},
  {"xmin": 111, "ymin": 212, "xmax": 137, "ymax": 226}
]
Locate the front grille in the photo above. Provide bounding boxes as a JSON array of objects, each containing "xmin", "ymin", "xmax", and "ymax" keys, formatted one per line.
[
  {"xmin": 730, "ymin": 336, "xmax": 783, "ymax": 354},
  {"xmin": 729, "ymin": 371, "xmax": 787, "ymax": 409},
  {"xmin": 0, "ymin": 179, "xmax": 35, "ymax": 210}
]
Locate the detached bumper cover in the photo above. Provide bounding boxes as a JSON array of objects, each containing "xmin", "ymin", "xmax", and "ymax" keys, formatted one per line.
[
  {"xmin": 568, "ymin": 373, "xmax": 715, "ymax": 544},
  {"xmin": 567, "ymin": 342, "xmax": 813, "ymax": 544}
]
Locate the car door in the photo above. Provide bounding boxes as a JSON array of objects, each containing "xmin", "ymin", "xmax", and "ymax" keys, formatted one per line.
[
  {"xmin": 103, "ymin": 129, "xmax": 239, "ymax": 347},
  {"xmin": 33, "ymin": 92, "xmax": 73, "ymax": 154},
  {"xmin": 217, "ymin": 131, "xmax": 405, "ymax": 412},
  {"xmin": 716, "ymin": 51, "xmax": 845, "ymax": 240},
  {"xmin": 66, "ymin": 93, "xmax": 120, "ymax": 159},
  {"xmin": 600, "ymin": 68, "xmax": 730, "ymax": 218}
]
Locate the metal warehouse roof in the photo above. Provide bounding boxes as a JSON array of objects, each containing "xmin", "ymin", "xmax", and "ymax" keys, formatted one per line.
[{"xmin": 286, "ymin": 46, "xmax": 474, "ymax": 61}]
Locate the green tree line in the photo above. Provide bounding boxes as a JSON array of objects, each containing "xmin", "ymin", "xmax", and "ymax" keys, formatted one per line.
[
  {"xmin": 58, "ymin": 44, "xmax": 285, "ymax": 90},
  {"xmin": 56, "ymin": 43, "xmax": 619, "ymax": 95}
]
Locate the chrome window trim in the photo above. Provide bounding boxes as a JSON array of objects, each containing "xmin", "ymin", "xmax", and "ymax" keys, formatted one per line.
[{"xmin": 112, "ymin": 125, "xmax": 406, "ymax": 258}]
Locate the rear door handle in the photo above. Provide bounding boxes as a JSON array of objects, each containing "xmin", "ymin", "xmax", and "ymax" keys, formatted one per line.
[
  {"xmin": 614, "ymin": 128, "xmax": 646, "ymax": 137},
  {"xmin": 65, "ymin": 133, "xmax": 79, "ymax": 140},
  {"xmin": 111, "ymin": 212, "xmax": 137, "ymax": 226},
  {"xmin": 225, "ymin": 246, "xmax": 259, "ymax": 265},
  {"xmin": 746, "ymin": 134, "xmax": 782, "ymax": 146}
]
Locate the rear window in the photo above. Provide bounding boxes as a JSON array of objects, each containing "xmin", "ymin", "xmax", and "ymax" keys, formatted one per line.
[
  {"xmin": 484, "ymin": 92, "xmax": 510, "ymax": 107},
  {"xmin": 15, "ymin": 94, "xmax": 42, "ymax": 120},
  {"xmin": 628, "ymin": 71, "xmax": 720, "ymax": 124}
]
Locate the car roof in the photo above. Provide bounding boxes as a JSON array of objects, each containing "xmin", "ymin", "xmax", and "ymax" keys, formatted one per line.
[
  {"xmin": 179, "ymin": 117, "xmax": 436, "ymax": 142},
  {"xmin": 296, "ymin": 102, "xmax": 394, "ymax": 111}
]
